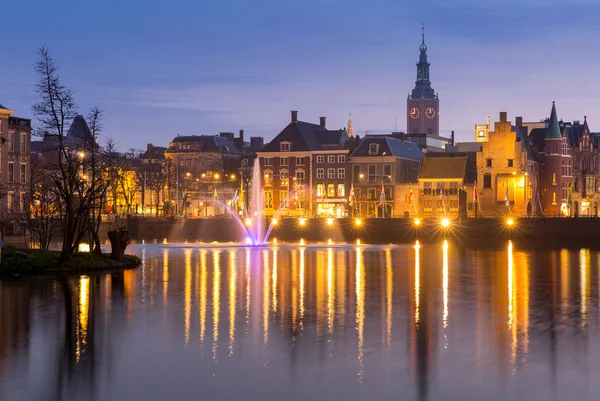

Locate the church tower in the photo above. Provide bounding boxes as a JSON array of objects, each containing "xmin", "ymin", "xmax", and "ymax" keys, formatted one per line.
[
  {"xmin": 407, "ymin": 25, "xmax": 439, "ymax": 135},
  {"xmin": 543, "ymin": 102, "xmax": 564, "ymax": 216}
]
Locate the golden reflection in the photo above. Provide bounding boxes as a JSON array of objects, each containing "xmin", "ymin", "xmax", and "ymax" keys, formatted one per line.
[
  {"xmin": 212, "ymin": 251, "xmax": 221, "ymax": 360},
  {"xmin": 77, "ymin": 275, "xmax": 90, "ymax": 363},
  {"xmin": 560, "ymin": 249, "xmax": 570, "ymax": 320},
  {"xmin": 300, "ymin": 247, "xmax": 305, "ymax": 328},
  {"xmin": 163, "ymin": 248, "xmax": 169, "ymax": 306},
  {"xmin": 184, "ymin": 249, "xmax": 192, "ymax": 344},
  {"xmin": 263, "ymin": 250, "xmax": 270, "ymax": 346},
  {"xmin": 272, "ymin": 249, "xmax": 278, "ymax": 313},
  {"xmin": 316, "ymin": 250, "xmax": 326, "ymax": 338},
  {"xmin": 199, "ymin": 250, "xmax": 207, "ymax": 343},
  {"xmin": 580, "ymin": 249, "xmax": 590, "ymax": 331},
  {"xmin": 442, "ymin": 241, "xmax": 449, "ymax": 330},
  {"xmin": 355, "ymin": 245, "xmax": 365, "ymax": 383},
  {"xmin": 291, "ymin": 250, "xmax": 298, "ymax": 334},
  {"xmin": 228, "ymin": 251, "xmax": 237, "ymax": 356},
  {"xmin": 414, "ymin": 241, "xmax": 421, "ymax": 323},
  {"xmin": 508, "ymin": 241, "xmax": 516, "ymax": 365},
  {"xmin": 385, "ymin": 249, "xmax": 392, "ymax": 353},
  {"xmin": 327, "ymin": 247, "xmax": 335, "ymax": 336},
  {"xmin": 245, "ymin": 249, "xmax": 251, "ymax": 330}
]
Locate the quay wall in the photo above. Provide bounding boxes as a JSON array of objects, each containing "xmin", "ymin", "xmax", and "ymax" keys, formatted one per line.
[{"xmin": 128, "ymin": 217, "xmax": 600, "ymax": 249}]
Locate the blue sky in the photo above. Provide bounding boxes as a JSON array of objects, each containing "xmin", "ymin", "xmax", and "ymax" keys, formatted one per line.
[{"xmin": 1, "ymin": 0, "xmax": 600, "ymax": 150}]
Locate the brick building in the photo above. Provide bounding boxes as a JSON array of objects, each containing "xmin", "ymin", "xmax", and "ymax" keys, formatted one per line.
[
  {"xmin": 256, "ymin": 111, "xmax": 350, "ymax": 217},
  {"xmin": 418, "ymin": 155, "xmax": 467, "ymax": 219}
]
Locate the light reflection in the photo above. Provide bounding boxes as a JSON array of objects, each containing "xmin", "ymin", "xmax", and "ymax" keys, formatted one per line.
[
  {"xmin": 508, "ymin": 240, "xmax": 516, "ymax": 366},
  {"xmin": 263, "ymin": 250, "xmax": 270, "ymax": 346},
  {"xmin": 560, "ymin": 249, "xmax": 569, "ymax": 321},
  {"xmin": 272, "ymin": 249, "xmax": 278, "ymax": 313},
  {"xmin": 184, "ymin": 249, "xmax": 192, "ymax": 344},
  {"xmin": 163, "ymin": 248, "xmax": 169, "ymax": 307},
  {"xmin": 229, "ymin": 251, "xmax": 237, "ymax": 356},
  {"xmin": 199, "ymin": 250, "xmax": 207, "ymax": 344},
  {"xmin": 355, "ymin": 245, "xmax": 365, "ymax": 383},
  {"xmin": 580, "ymin": 249, "xmax": 590, "ymax": 331},
  {"xmin": 245, "ymin": 249, "xmax": 251, "ymax": 331},
  {"xmin": 327, "ymin": 247, "xmax": 335, "ymax": 336},
  {"xmin": 442, "ymin": 241, "xmax": 449, "ymax": 330},
  {"xmin": 213, "ymin": 251, "xmax": 221, "ymax": 360},
  {"xmin": 300, "ymin": 247, "xmax": 305, "ymax": 329},
  {"xmin": 385, "ymin": 249, "xmax": 393, "ymax": 354},
  {"xmin": 414, "ymin": 241, "xmax": 421, "ymax": 324},
  {"xmin": 77, "ymin": 275, "xmax": 90, "ymax": 363}
]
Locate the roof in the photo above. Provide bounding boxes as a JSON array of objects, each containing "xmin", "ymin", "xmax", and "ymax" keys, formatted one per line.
[
  {"xmin": 419, "ymin": 156, "xmax": 467, "ymax": 180},
  {"xmin": 169, "ymin": 135, "xmax": 242, "ymax": 153},
  {"xmin": 546, "ymin": 102, "xmax": 562, "ymax": 139},
  {"xmin": 0, "ymin": 104, "xmax": 7, "ymax": 109},
  {"xmin": 447, "ymin": 142, "xmax": 482, "ymax": 153},
  {"xmin": 67, "ymin": 115, "xmax": 92, "ymax": 141},
  {"xmin": 142, "ymin": 146, "xmax": 166, "ymax": 159},
  {"xmin": 564, "ymin": 123, "xmax": 585, "ymax": 147},
  {"xmin": 261, "ymin": 121, "xmax": 347, "ymax": 152},
  {"xmin": 350, "ymin": 136, "xmax": 422, "ymax": 161}
]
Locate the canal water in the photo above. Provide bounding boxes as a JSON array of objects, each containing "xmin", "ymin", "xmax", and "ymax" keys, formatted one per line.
[{"xmin": 1, "ymin": 242, "xmax": 600, "ymax": 401}]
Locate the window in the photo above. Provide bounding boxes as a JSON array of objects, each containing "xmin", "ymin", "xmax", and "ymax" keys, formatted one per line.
[
  {"xmin": 264, "ymin": 190, "xmax": 273, "ymax": 209},
  {"xmin": 423, "ymin": 182, "xmax": 433, "ymax": 195},
  {"xmin": 280, "ymin": 157, "xmax": 288, "ymax": 166},
  {"xmin": 8, "ymin": 162, "xmax": 14, "ymax": 183},
  {"xmin": 264, "ymin": 158, "xmax": 273, "ymax": 166},
  {"xmin": 337, "ymin": 184, "xmax": 345, "ymax": 197},
  {"xmin": 483, "ymin": 173, "xmax": 491, "ymax": 189},
  {"xmin": 19, "ymin": 192, "xmax": 25, "ymax": 212},
  {"xmin": 355, "ymin": 188, "xmax": 362, "ymax": 200},
  {"xmin": 328, "ymin": 168, "xmax": 335, "ymax": 179},
  {"xmin": 20, "ymin": 163, "xmax": 26, "ymax": 183},
  {"xmin": 486, "ymin": 159, "xmax": 492, "ymax": 168},
  {"xmin": 353, "ymin": 165, "xmax": 361, "ymax": 182},
  {"xmin": 337, "ymin": 168, "xmax": 345, "ymax": 179},
  {"xmin": 316, "ymin": 168, "xmax": 324, "ymax": 179},
  {"xmin": 327, "ymin": 183, "xmax": 335, "ymax": 197},
  {"xmin": 563, "ymin": 138, "xmax": 569, "ymax": 155},
  {"xmin": 383, "ymin": 164, "xmax": 392, "ymax": 181},
  {"xmin": 20, "ymin": 133, "xmax": 26, "ymax": 153},
  {"xmin": 280, "ymin": 170, "xmax": 289, "ymax": 187},
  {"xmin": 279, "ymin": 190, "xmax": 288, "ymax": 207},
  {"xmin": 328, "ymin": 155, "xmax": 335, "ymax": 163},
  {"xmin": 7, "ymin": 192, "xmax": 13, "ymax": 213},
  {"xmin": 368, "ymin": 165, "xmax": 376, "ymax": 183},
  {"xmin": 317, "ymin": 155, "xmax": 324, "ymax": 164},
  {"xmin": 295, "ymin": 170, "xmax": 305, "ymax": 185},
  {"xmin": 552, "ymin": 192, "xmax": 556, "ymax": 204},
  {"xmin": 553, "ymin": 172, "xmax": 556, "ymax": 184},
  {"xmin": 507, "ymin": 159, "xmax": 513, "ymax": 167},
  {"xmin": 316, "ymin": 184, "xmax": 324, "ymax": 197},
  {"xmin": 280, "ymin": 142, "xmax": 291, "ymax": 151},
  {"xmin": 385, "ymin": 187, "xmax": 392, "ymax": 200},
  {"xmin": 264, "ymin": 170, "xmax": 273, "ymax": 186},
  {"xmin": 368, "ymin": 188, "xmax": 376, "ymax": 199},
  {"xmin": 338, "ymin": 155, "xmax": 345, "ymax": 163},
  {"xmin": 369, "ymin": 144, "xmax": 378, "ymax": 155},
  {"xmin": 296, "ymin": 157, "xmax": 305, "ymax": 166}
]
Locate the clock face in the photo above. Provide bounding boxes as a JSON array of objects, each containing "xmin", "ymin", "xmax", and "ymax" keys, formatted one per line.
[
  {"xmin": 477, "ymin": 130, "xmax": 486, "ymax": 138},
  {"xmin": 425, "ymin": 107, "xmax": 436, "ymax": 119},
  {"xmin": 409, "ymin": 107, "xmax": 420, "ymax": 119}
]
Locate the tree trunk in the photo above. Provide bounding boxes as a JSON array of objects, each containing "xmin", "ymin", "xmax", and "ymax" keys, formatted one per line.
[
  {"xmin": 108, "ymin": 229, "xmax": 129, "ymax": 262},
  {"xmin": 92, "ymin": 232, "xmax": 102, "ymax": 255}
]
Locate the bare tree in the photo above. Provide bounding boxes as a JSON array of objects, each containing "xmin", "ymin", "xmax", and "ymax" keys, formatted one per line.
[{"xmin": 32, "ymin": 46, "xmax": 94, "ymax": 267}]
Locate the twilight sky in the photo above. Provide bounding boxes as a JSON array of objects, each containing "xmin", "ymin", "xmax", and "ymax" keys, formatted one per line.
[{"xmin": 1, "ymin": 0, "xmax": 599, "ymax": 150}]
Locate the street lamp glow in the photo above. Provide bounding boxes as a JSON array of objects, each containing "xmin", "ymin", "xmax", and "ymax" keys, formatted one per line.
[
  {"xmin": 78, "ymin": 151, "xmax": 85, "ymax": 159},
  {"xmin": 441, "ymin": 218, "xmax": 450, "ymax": 228},
  {"xmin": 507, "ymin": 218, "xmax": 514, "ymax": 226},
  {"xmin": 414, "ymin": 218, "xmax": 421, "ymax": 226},
  {"xmin": 298, "ymin": 218, "xmax": 306, "ymax": 226},
  {"xmin": 272, "ymin": 218, "xmax": 278, "ymax": 226},
  {"xmin": 355, "ymin": 218, "xmax": 362, "ymax": 226},
  {"xmin": 327, "ymin": 218, "xmax": 333, "ymax": 226},
  {"xmin": 215, "ymin": 173, "xmax": 220, "ymax": 180},
  {"xmin": 230, "ymin": 174, "xmax": 236, "ymax": 180},
  {"xmin": 244, "ymin": 218, "xmax": 252, "ymax": 227},
  {"xmin": 201, "ymin": 173, "xmax": 206, "ymax": 178}
]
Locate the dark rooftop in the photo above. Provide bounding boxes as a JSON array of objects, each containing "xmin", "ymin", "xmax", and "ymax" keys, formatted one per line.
[
  {"xmin": 350, "ymin": 136, "xmax": 422, "ymax": 161},
  {"xmin": 419, "ymin": 156, "xmax": 467, "ymax": 180}
]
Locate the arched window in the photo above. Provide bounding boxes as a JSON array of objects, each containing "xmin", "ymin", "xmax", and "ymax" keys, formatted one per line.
[
  {"xmin": 553, "ymin": 192, "xmax": 556, "ymax": 204},
  {"xmin": 553, "ymin": 172, "xmax": 556, "ymax": 184}
]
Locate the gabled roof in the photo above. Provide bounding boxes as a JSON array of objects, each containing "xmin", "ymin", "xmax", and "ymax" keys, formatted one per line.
[
  {"xmin": 67, "ymin": 115, "xmax": 92, "ymax": 141},
  {"xmin": 419, "ymin": 156, "xmax": 467, "ymax": 180},
  {"xmin": 546, "ymin": 102, "xmax": 562, "ymax": 139},
  {"xmin": 170, "ymin": 135, "xmax": 242, "ymax": 153},
  {"xmin": 261, "ymin": 121, "xmax": 347, "ymax": 152},
  {"xmin": 350, "ymin": 136, "xmax": 422, "ymax": 161},
  {"xmin": 0, "ymin": 104, "xmax": 7, "ymax": 109}
]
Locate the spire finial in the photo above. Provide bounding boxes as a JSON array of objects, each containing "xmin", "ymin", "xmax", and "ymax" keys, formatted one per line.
[{"xmin": 421, "ymin": 23, "xmax": 425, "ymax": 44}]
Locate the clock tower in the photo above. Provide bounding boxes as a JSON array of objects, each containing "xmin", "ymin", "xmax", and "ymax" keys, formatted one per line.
[{"xmin": 407, "ymin": 25, "xmax": 439, "ymax": 136}]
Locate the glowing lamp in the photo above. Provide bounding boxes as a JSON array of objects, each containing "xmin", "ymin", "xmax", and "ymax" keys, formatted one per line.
[
  {"xmin": 507, "ymin": 218, "xmax": 514, "ymax": 226},
  {"xmin": 299, "ymin": 218, "xmax": 306, "ymax": 226},
  {"xmin": 327, "ymin": 218, "xmax": 333, "ymax": 226},
  {"xmin": 244, "ymin": 218, "xmax": 252, "ymax": 227},
  {"xmin": 355, "ymin": 218, "xmax": 362, "ymax": 226},
  {"xmin": 272, "ymin": 218, "xmax": 278, "ymax": 226},
  {"xmin": 441, "ymin": 218, "xmax": 450, "ymax": 228},
  {"xmin": 414, "ymin": 218, "xmax": 421, "ymax": 226}
]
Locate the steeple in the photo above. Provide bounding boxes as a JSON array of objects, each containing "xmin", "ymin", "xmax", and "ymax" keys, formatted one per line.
[
  {"xmin": 347, "ymin": 113, "xmax": 354, "ymax": 137},
  {"xmin": 546, "ymin": 101, "xmax": 562, "ymax": 139},
  {"xmin": 411, "ymin": 24, "xmax": 435, "ymax": 99}
]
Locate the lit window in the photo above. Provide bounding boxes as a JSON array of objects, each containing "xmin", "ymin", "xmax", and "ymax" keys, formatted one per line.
[
  {"xmin": 264, "ymin": 170, "xmax": 273, "ymax": 186},
  {"xmin": 7, "ymin": 191, "xmax": 13, "ymax": 212},
  {"xmin": 316, "ymin": 184, "xmax": 324, "ymax": 197},
  {"xmin": 280, "ymin": 170, "xmax": 289, "ymax": 187},
  {"xmin": 553, "ymin": 172, "xmax": 556, "ymax": 184},
  {"xmin": 337, "ymin": 184, "xmax": 345, "ymax": 197},
  {"xmin": 553, "ymin": 192, "xmax": 556, "ymax": 204},
  {"xmin": 327, "ymin": 184, "xmax": 335, "ymax": 197}
]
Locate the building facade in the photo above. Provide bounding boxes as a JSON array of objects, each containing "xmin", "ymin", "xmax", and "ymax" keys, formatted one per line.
[
  {"xmin": 256, "ymin": 111, "xmax": 350, "ymax": 218},
  {"xmin": 418, "ymin": 154, "xmax": 467, "ymax": 219},
  {"xmin": 407, "ymin": 28, "xmax": 440, "ymax": 136},
  {"xmin": 349, "ymin": 136, "xmax": 421, "ymax": 217}
]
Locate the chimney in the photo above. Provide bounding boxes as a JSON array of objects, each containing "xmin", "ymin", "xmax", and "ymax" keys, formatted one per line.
[
  {"xmin": 239, "ymin": 129, "xmax": 244, "ymax": 142},
  {"xmin": 574, "ymin": 120, "xmax": 580, "ymax": 125},
  {"xmin": 451, "ymin": 130, "xmax": 455, "ymax": 146},
  {"xmin": 319, "ymin": 117, "xmax": 326, "ymax": 128},
  {"xmin": 147, "ymin": 143, "xmax": 153, "ymax": 153},
  {"xmin": 291, "ymin": 110, "xmax": 298, "ymax": 123},
  {"xmin": 515, "ymin": 116, "xmax": 523, "ymax": 127},
  {"xmin": 500, "ymin": 112, "xmax": 507, "ymax": 123}
]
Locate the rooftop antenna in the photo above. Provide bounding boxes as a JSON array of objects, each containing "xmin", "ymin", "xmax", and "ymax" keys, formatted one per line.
[{"xmin": 395, "ymin": 117, "xmax": 397, "ymax": 132}]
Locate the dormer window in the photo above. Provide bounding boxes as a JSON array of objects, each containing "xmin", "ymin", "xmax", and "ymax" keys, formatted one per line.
[
  {"xmin": 280, "ymin": 142, "xmax": 291, "ymax": 152},
  {"xmin": 369, "ymin": 143, "xmax": 379, "ymax": 155}
]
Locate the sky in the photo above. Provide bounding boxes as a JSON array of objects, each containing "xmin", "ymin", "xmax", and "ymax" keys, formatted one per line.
[{"xmin": 1, "ymin": 0, "xmax": 600, "ymax": 150}]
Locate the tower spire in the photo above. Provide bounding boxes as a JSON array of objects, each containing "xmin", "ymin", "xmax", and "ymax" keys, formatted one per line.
[
  {"xmin": 411, "ymin": 25, "xmax": 434, "ymax": 98},
  {"xmin": 420, "ymin": 23, "xmax": 426, "ymax": 51}
]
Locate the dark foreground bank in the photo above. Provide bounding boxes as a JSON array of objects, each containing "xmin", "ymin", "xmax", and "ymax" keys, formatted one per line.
[{"xmin": 0, "ymin": 247, "xmax": 141, "ymax": 276}]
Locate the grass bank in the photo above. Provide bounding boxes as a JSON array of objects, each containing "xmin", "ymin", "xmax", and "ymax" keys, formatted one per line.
[{"xmin": 0, "ymin": 247, "xmax": 141, "ymax": 276}]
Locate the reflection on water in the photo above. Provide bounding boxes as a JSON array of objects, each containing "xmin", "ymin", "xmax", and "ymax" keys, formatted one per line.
[{"xmin": 2, "ymin": 242, "xmax": 600, "ymax": 400}]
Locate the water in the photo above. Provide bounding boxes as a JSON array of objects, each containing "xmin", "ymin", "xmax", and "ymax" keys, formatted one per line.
[{"xmin": 2, "ymin": 242, "xmax": 600, "ymax": 401}]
